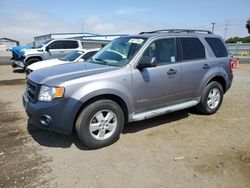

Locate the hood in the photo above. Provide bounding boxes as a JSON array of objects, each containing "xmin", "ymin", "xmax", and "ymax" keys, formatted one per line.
[
  {"xmin": 27, "ymin": 58, "xmax": 66, "ymax": 71},
  {"xmin": 28, "ymin": 62, "xmax": 120, "ymax": 85},
  {"xmin": 11, "ymin": 45, "xmax": 32, "ymax": 58}
]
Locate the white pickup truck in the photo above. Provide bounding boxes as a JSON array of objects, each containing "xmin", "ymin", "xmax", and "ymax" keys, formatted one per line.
[{"xmin": 11, "ymin": 39, "xmax": 83, "ymax": 71}]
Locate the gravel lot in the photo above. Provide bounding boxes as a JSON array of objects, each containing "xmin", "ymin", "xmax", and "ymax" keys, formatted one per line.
[{"xmin": 0, "ymin": 64, "xmax": 250, "ymax": 188}]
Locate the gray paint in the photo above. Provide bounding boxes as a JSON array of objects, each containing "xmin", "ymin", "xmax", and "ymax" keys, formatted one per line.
[{"xmin": 23, "ymin": 31, "xmax": 233, "ymax": 134}]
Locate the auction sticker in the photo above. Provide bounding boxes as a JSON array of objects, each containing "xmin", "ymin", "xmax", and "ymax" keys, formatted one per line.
[{"xmin": 128, "ymin": 38, "xmax": 144, "ymax": 44}]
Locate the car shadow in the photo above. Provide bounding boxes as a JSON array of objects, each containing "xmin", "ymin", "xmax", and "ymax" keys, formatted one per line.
[
  {"xmin": 27, "ymin": 109, "xmax": 193, "ymax": 150},
  {"xmin": 123, "ymin": 109, "xmax": 190, "ymax": 134}
]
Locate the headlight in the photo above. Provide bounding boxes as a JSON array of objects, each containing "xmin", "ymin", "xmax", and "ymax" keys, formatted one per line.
[{"xmin": 38, "ymin": 85, "xmax": 65, "ymax": 102}]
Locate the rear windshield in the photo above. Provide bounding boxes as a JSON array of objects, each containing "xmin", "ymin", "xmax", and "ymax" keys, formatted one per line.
[{"xmin": 205, "ymin": 38, "xmax": 228, "ymax": 57}]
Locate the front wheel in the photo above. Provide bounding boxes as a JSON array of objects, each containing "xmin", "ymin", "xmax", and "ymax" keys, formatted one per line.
[
  {"xmin": 197, "ymin": 81, "xmax": 224, "ymax": 115},
  {"xmin": 75, "ymin": 100, "xmax": 124, "ymax": 149}
]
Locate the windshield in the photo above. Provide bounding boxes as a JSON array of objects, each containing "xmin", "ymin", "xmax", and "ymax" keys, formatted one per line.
[
  {"xmin": 36, "ymin": 39, "xmax": 53, "ymax": 48},
  {"xmin": 60, "ymin": 50, "xmax": 84, "ymax": 61},
  {"xmin": 90, "ymin": 37, "xmax": 146, "ymax": 67}
]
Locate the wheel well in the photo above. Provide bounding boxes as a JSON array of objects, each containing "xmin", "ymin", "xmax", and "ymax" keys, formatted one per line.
[
  {"xmin": 74, "ymin": 94, "xmax": 129, "ymax": 127},
  {"xmin": 25, "ymin": 56, "xmax": 42, "ymax": 63},
  {"xmin": 207, "ymin": 76, "xmax": 226, "ymax": 92}
]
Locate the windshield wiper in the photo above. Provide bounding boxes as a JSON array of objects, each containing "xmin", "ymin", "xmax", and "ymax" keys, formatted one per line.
[{"xmin": 94, "ymin": 58, "xmax": 109, "ymax": 65}]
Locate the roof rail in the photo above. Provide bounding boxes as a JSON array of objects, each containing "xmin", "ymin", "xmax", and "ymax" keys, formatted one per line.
[{"xmin": 139, "ymin": 29, "xmax": 212, "ymax": 35}]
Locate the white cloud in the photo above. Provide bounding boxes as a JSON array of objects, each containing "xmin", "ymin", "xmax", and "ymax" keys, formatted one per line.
[
  {"xmin": 0, "ymin": 11, "xmax": 155, "ymax": 45},
  {"xmin": 115, "ymin": 8, "xmax": 149, "ymax": 15}
]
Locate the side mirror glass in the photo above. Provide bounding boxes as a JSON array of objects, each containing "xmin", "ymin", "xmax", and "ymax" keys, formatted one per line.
[{"xmin": 137, "ymin": 56, "xmax": 157, "ymax": 69}]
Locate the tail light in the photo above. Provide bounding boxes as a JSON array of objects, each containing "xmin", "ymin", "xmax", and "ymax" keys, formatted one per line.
[{"xmin": 230, "ymin": 59, "xmax": 234, "ymax": 73}]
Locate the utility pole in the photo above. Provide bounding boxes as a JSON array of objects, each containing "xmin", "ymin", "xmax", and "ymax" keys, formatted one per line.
[
  {"xmin": 212, "ymin": 22, "xmax": 215, "ymax": 34},
  {"xmin": 224, "ymin": 20, "xmax": 229, "ymax": 40}
]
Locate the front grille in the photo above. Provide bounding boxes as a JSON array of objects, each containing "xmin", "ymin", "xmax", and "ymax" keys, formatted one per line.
[{"xmin": 27, "ymin": 79, "xmax": 39, "ymax": 102}]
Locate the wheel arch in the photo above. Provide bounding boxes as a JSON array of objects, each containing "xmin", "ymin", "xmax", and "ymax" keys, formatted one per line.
[
  {"xmin": 206, "ymin": 76, "xmax": 226, "ymax": 93},
  {"xmin": 73, "ymin": 94, "xmax": 129, "ymax": 129},
  {"xmin": 24, "ymin": 56, "xmax": 42, "ymax": 64}
]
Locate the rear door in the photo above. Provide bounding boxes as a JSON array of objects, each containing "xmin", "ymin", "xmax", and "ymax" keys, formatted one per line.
[
  {"xmin": 179, "ymin": 37, "xmax": 210, "ymax": 99},
  {"xmin": 132, "ymin": 38, "xmax": 182, "ymax": 112}
]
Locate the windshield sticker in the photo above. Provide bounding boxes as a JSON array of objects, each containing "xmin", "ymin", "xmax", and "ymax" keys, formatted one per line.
[
  {"xmin": 128, "ymin": 38, "xmax": 144, "ymax": 44},
  {"xmin": 78, "ymin": 51, "xmax": 83, "ymax": 55}
]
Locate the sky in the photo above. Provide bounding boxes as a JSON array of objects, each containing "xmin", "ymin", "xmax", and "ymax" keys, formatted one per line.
[{"xmin": 0, "ymin": 0, "xmax": 249, "ymax": 44}]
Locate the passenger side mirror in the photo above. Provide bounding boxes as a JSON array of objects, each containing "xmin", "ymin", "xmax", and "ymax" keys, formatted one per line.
[{"xmin": 137, "ymin": 56, "xmax": 157, "ymax": 69}]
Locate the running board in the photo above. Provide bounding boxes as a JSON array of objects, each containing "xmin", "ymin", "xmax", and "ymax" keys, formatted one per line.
[{"xmin": 130, "ymin": 100, "xmax": 198, "ymax": 122}]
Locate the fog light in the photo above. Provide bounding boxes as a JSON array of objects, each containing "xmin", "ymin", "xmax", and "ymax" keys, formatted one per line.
[{"xmin": 40, "ymin": 115, "xmax": 52, "ymax": 127}]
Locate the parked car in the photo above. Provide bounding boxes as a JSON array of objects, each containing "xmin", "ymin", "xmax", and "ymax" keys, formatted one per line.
[
  {"xmin": 23, "ymin": 29, "xmax": 234, "ymax": 149},
  {"xmin": 11, "ymin": 39, "xmax": 83, "ymax": 71},
  {"xmin": 25, "ymin": 48, "xmax": 99, "ymax": 76}
]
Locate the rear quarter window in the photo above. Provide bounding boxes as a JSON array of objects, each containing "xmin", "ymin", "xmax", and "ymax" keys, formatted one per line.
[
  {"xmin": 205, "ymin": 37, "xmax": 228, "ymax": 57},
  {"xmin": 180, "ymin": 38, "xmax": 205, "ymax": 61}
]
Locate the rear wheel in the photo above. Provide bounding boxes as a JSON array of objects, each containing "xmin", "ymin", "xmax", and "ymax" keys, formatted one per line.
[
  {"xmin": 75, "ymin": 100, "xmax": 124, "ymax": 149},
  {"xmin": 197, "ymin": 81, "xmax": 224, "ymax": 115}
]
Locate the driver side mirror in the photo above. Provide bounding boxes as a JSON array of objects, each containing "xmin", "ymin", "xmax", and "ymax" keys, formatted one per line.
[
  {"xmin": 137, "ymin": 56, "xmax": 157, "ymax": 69},
  {"xmin": 45, "ymin": 46, "xmax": 50, "ymax": 51}
]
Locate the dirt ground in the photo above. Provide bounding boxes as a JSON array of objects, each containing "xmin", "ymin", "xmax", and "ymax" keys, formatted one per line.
[{"xmin": 0, "ymin": 64, "xmax": 249, "ymax": 188}]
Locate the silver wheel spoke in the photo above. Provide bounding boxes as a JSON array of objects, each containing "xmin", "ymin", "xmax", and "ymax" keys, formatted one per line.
[
  {"xmin": 90, "ymin": 123, "xmax": 100, "ymax": 132},
  {"xmin": 98, "ymin": 129, "xmax": 106, "ymax": 138},
  {"xmin": 105, "ymin": 112, "xmax": 114, "ymax": 122},
  {"xmin": 106, "ymin": 123, "xmax": 115, "ymax": 132},
  {"xmin": 96, "ymin": 112, "xmax": 105, "ymax": 123},
  {"xmin": 208, "ymin": 93, "xmax": 213, "ymax": 99}
]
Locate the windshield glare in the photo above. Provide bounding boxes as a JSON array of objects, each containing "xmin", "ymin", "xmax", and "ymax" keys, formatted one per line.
[
  {"xmin": 60, "ymin": 50, "xmax": 84, "ymax": 61},
  {"xmin": 36, "ymin": 39, "xmax": 53, "ymax": 48},
  {"xmin": 90, "ymin": 37, "xmax": 146, "ymax": 67}
]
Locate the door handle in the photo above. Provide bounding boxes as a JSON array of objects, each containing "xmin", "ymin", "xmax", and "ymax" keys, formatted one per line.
[
  {"xmin": 203, "ymin": 64, "xmax": 210, "ymax": 69},
  {"xmin": 167, "ymin": 69, "xmax": 177, "ymax": 75}
]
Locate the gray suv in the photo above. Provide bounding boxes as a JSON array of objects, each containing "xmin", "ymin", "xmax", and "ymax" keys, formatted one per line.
[{"xmin": 23, "ymin": 29, "xmax": 234, "ymax": 149}]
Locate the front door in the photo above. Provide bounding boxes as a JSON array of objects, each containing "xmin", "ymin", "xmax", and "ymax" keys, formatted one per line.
[{"xmin": 131, "ymin": 38, "xmax": 182, "ymax": 113}]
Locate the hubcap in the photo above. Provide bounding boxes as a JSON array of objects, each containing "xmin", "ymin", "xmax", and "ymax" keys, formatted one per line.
[
  {"xmin": 207, "ymin": 88, "xmax": 221, "ymax": 109},
  {"xmin": 89, "ymin": 110, "xmax": 117, "ymax": 140}
]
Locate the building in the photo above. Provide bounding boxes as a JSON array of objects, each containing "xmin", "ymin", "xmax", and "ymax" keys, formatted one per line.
[
  {"xmin": 0, "ymin": 38, "xmax": 20, "ymax": 51},
  {"xmin": 34, "ymin": 33, "xmax": 127, "ymax": 49},
  {"xmin": 227, "ymin": 43, "xmax": 250, "ymax": 57}
]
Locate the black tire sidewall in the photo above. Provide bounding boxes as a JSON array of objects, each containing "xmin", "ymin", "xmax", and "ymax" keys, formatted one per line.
[
  {"xmin": 76, "ymin": 100, "xmax": 124, "ymax": 149},
  {"xmin": 25, "ymin": 58, "xmax": 40, "ymax": 66},
  {"xmin": 198, "ymin": 81, "xmax": 224, "ymax": 115}
]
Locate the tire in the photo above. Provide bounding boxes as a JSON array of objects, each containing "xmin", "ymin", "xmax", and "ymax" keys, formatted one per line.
[
  {"xmin": 75, "ymin": 100, "xmax": 124, "ymax": 149},
  {"xmin": 197, "ymin": 81, "xmax": 224, "ymax": 115},
  {"xmin": 25, "ymin": 58, "xmax": 40, "ymax": 67}
]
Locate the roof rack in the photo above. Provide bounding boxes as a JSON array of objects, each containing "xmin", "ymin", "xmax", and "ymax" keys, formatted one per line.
[{"xmin": 139, "ymin": 29, "xmax": 212, "ymax": 35}]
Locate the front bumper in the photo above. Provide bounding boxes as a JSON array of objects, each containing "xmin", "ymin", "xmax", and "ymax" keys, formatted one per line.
[
  {"xmin": 12, "ymin": 60, "xmax": 25, "ymax": 68},
  {"xmin": 22, "ymin": 91, "xmax": 78, "ymax": 134}
]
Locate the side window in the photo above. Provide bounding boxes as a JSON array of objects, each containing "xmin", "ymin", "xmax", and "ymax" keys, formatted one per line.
[
  {"xmin": 48, "ymin": 41, "xmax": 64, "ymax": 49},
  {"xmin": 81, "ymin": 51, "xmax": 97, "ymax": 60},
  {"xmin": 205, "ymin": 37, "xmax": 228, "ymax": 57},
  {"xmin": 64, "ymin": 41, "xmax": 79, "ymax": 49},
  {"xmin": 180, "ymin": 38, "xmax": 205, "ymax": 60},
  {"xmin": 142, "ymin": 38, "xmax": 177, "ymax": 64}
]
